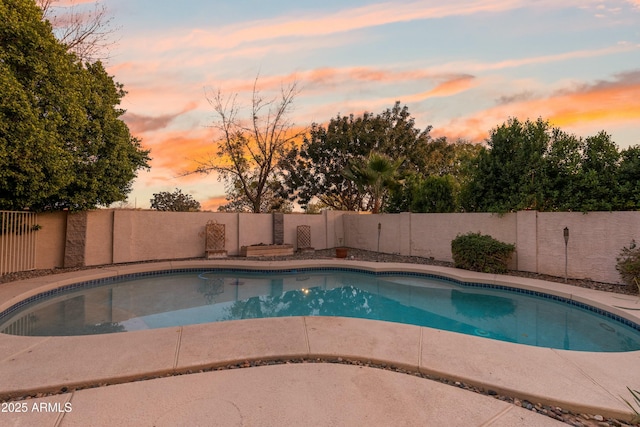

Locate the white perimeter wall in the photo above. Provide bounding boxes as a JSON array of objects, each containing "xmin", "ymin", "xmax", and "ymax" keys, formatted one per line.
[{"xmin": 29, "ymin": 210, "xmax": 640, "ymax": 284}]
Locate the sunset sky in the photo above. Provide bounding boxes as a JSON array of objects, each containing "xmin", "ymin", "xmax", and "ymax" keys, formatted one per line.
[{"xmin": 64, "ymin": 0, "xmax": 640, "ymax": 210}]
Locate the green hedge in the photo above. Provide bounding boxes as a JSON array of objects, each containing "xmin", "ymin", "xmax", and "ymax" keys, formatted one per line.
[{"xmin": 451, "ymin": 232, "xmax": 515, "ymax": 274}]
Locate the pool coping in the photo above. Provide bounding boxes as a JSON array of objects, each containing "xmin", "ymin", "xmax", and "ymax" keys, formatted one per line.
[{"xmin": 1, "ymin": 259, "xmax": 639, "ymax": 422}]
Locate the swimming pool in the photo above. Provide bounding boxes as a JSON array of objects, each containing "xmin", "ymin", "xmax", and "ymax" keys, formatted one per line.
[{"xmin": 1, "ymin": 268, "xmax": 639, "ymax": 352}]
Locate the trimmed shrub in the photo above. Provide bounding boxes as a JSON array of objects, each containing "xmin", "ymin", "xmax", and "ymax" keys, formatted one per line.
[
  {"xmin": 451, "ymin": 232, "xmax": 515, "ymax": 274},
  {"xmin": 616, "ymin": 240, "xmax": 640, "ymax": 294}
]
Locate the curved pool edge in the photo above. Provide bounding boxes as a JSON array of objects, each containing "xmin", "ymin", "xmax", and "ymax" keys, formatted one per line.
[
  {"xmin": 0, "ymin": 259, "xmax": 639, "ymax": 422},
  {"xmin": 2, "ymin": 258, "xmax": 639, "ymax": 331}
]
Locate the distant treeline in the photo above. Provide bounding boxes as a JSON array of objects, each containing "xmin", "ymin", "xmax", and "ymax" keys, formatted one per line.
[{"xmin": 279, "ymin": 107, "xmax": 639, "ymax": 214}]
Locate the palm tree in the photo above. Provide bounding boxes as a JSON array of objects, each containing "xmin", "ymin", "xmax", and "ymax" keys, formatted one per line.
[{"xmin": 343, "ymin": 151, "xmax": 404, "ymax": 213}]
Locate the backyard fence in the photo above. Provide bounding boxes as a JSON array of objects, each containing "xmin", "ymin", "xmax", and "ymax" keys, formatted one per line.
[
  {"xmin": 0, "ymin": 211, "xmax": 38, "ymax": 275},
  {"xmin": 1, "ymin": 209, "xmax": 638, "ymax": 285}
]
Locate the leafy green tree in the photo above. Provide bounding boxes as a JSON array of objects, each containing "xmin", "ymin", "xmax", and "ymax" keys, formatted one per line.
[
  {"xmin": 150, "ymin": 189, "xmax": 201, "ymax": 212},
  {"xmin": 304, "ymin": 201, "xmax": 329, "ymax": 214},
  {"xmin": 342, "ymin": 152, "xmax": 404, "ymax": 213},
  {"xmin": 0, "ymin": 0, "xmax": 149, "ymax": 211},
  {"xmin": 385, "ymin": 138, "xmax": 480, "ymax": 213},
  {"xmin": 384, "ymin": 172, "xmax": 421, "ymax": 213},
  {"xmin": 420, "ymin": 137, "xmax": 481, "ymax": 178},
  {"xmin": 617, "ymin": 146, "xmax": 640, "ymax": 210},
  {"xmin": 538, "ymin": 128, "xmax": 583, "ymax": 211},
  {"xmin": 281, "ymin": 102, "xmax": 432, "ymax": 211},
  {"xmin": 574, "ymin": 131, "xmax": 620, "ymax": 211},
  {"xmin": 410, "ymin": 175, "xmax": 457, "ymax": 213},
  {"xmin": 462, "ymin": 118, "xmax": 549, "ymax": 212},
  {"xmin": 539, "ymin": 129, "xmax": 623, "ymax": 211},
  {"xmin": 462, "ymin": 118, "xmax": 625, "ymax": 212}
]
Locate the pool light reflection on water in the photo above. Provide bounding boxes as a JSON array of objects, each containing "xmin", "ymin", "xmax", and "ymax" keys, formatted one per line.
[{"xmin": 1, "ymin": 270, "xmax": 639, "ymax": 353}]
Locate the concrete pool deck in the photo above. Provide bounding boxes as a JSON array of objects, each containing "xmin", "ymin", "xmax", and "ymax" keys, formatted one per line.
[{"xmin": 1, "ymin": 259, "xmax": 639, "ymax": 425}]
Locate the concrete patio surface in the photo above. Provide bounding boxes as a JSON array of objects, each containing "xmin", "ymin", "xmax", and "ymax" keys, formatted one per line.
[
  {"xmin": 1, "ymin": 259, "xmax": 639, "ymax": 426},
  {"xmin": 4, "ymin": 364, "xmax": 567, "ymax": 427}
]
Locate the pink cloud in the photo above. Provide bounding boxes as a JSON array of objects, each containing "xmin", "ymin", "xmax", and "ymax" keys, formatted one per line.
[
  {"xmin": 216, "ymin": 67, "xmax": 477, "ymax": 103},
  {"xmin": 194, "ymin": 42, "xmax": 636, "ymax": 104},
  {"xmin": 222, "ymin": 67, "xmax": 436, "ymax": 94},
  {"xmin": 151, "ymin": 0, "xmax": 586, "ymax": 52},
  {"xmin": 57, "ymin": 0, "xmax": 97, "ymax": 5},
  {"xmin": 45, "ymin": 0, "xmax": 109, "ymax": 25}
]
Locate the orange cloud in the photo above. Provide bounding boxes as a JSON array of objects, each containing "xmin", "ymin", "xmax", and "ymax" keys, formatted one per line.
[
  {"xmin": 135, "ymin": 122, "xmax": 307, "ymax": 211},
  {"xmin": 148, "ymin": 124, "xmax": 308, "ymax": 178},
  {"xmin": 200, "ymin": 196, "xmax": 229, "ymax": 212},
  {"xmin": 435, "ymin": 71, "xmax": 640, "ymax": 144},
  {"xmin": 150, "ymin": 132, "xmax": 215, "ymax": 175},
  {"xmin": 549, "ymin": 87, "xmax": 640, "ymax": 128},
  {"xmin": 426, "ymin": 75, "xmax": 476, "ymax": 97},
  {"xmin": 432, "ymin": 117, "xmax": 490, "ymax": 143},
  {"xmin": 403, "ymin": 75, "xmax": 477, "ymax": 103}
]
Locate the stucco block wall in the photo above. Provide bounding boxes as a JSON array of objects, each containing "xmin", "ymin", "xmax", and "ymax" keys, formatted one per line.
[
  {"xmin": 325, "ymin": 210, "xmax": 349, "ymax": 248},
  {"xmin": 85, "ymin": 210, "xmax": 114, "ymax": 266},
  {"xmin": 342, "ymin": 211, "xmax": 639, "ymax": 284},
  {"xmin": 515, "ymin": 210, "xmax": 537, "ymax": 273},
  {"xmin": 283, "ymin": 214, "xmax": 328, "ymax": 250},
  {"xmin": 13, "ymin": 209, "xmax": 640, "ymax": 285},
  {"xmin": 408, "ymin": 213, "xmax": 517, "ymax": 266},
  {"xmin": 537, "ymin": 211, "xmax": 640, "ymax": 284},
  {"xmin": 237, "ymin": 214, "xmax": 272, "ymax": 249},
  {"xmin": 111, "ymin": 211, "xmax": 240, "ymax": 263},
  {"xmin": 35, "ymin": 211, "xmax": 67, "ymax": 270},
  {"xmin": 344, "ymin": 214, "xmax": 403, "ymax": 254},
  {"xmin": 345, "ymin": 213, "xmax": 518, "ymax": 268}
]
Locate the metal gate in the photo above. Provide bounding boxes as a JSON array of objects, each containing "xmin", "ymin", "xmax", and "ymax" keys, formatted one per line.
[{"xmin": 0, "ymin": 211, "xmax": 38, "ymax": 275}]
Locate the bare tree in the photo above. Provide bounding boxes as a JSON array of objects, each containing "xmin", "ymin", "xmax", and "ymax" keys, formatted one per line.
[
  {"xmin": 217, "ymin": 177, "xmax": 293, "ymax": 213},
  {"xmin": 37, "ymin": 0, "xmax": 118, "ymax": 62},
  {"xmin": 194, "ymin": 78, "xmax": 301, "ymax": 213}
]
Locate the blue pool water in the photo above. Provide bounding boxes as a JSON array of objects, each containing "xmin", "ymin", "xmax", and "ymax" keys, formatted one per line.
[{"xmin": 1, "ymin": 269, "xmax": 639, "ymax": 352}]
